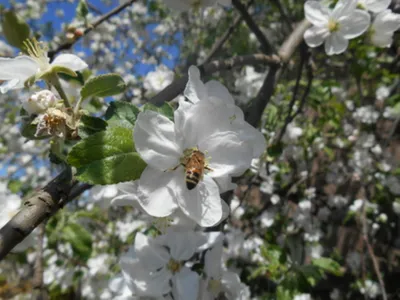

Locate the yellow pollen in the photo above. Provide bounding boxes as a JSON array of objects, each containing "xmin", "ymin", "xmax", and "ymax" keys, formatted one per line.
[
  {"xmin": 208, "ymin": 278, "xmax": 222, "ymax": 295},
  {"xmin": 328, "ymin": 20, "xmax": 340, "ymax": 32},
  {"xmin": 167, "ymin": 259, "xmax": 182, "ymax": 274}
]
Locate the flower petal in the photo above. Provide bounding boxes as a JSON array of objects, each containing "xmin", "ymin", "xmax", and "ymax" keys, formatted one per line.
[
  {"xmin": 205, "ymin": 80, "xmax": 235, "ymax": 106},
  {"xmin": 159, "ymin": 231, "xmax": 204, "ymax": 261},
  {"xmin": 365, "ymin": 0, "xmax": 390, "ymax": 13},
  {"xmin": 51, "ymin": 54, "xmax": 88, "ymax": 71},
  {"xmin": 324, "ymin": 33, "xmax": 349, "ymax": 55},
  {"xmin": 172, "ymin": 268, "xmax": 200, "ymax": 300},
  {"xmin": 199, "ymin": 131, "xmax": 253, "ymax": 177},
  {"xmin": 332, "ymin": 0, "xmax": 357, "ymax": 20},
  {"xmin": 371, "ymin": 31, "xmax": 393, "ymax": 47},
  {"xmin": 184, "ymin": 66, "xmax": 207, "ymax": 104},
  {"xmin": 134, "ymin": 232, "xmax": 170, "ymax": 270},
  {"xmin": 0, "ymin": 79, "xmax": 22, "ymax": 93},
  {"xmin": 214, "ymin": 176, "xmax": 237, "ymax": 193},
  {"xmin": 304, "ymin": 1, "xmax": 330, "ymax": 26},
  {"xmin": 173, "ymin": 174, "xmax": 223, "ymax": 227},
  {"xmin": 134, "ymin": 110, "xmax": 182, "ymax": 170},
  {"xmin": 0, "ymin": 56, "xmax": 38, "ymax": 92},
  {"xmin": 373, "ymin": 10, "xmax": 400, "ymax": 32},
  {"xmin": 304, "ymin": 26, "xmax": 330, "ymax": 47},
  {"xmin": 339, "ymin": 10, "xmax": 371, "ymax": 39},
  {"xmin": 232, "ymin": 117, "xmax": 266, "ymax": 158},
  {"xmin": 138, "ymin": 167, "xmax": 179, "ymax": 217}
]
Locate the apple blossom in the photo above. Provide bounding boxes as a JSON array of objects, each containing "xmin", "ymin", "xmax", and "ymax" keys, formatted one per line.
[
  {"xmin": 304, "ymin": 0, "xmax": 371, "ymax": 55},
  {"xmin": 369, "ymin": 9, "xmax": 400, "ymax": 47},
  {"xmin": 119, "ymin": 232, "xmax": 205, "ymax": 299},
  {"xmin": 22, "ymin": 89, "xmax": 58, "ymax": 115},
  {"xmin": 0, "ymin": 39, "xmax": 87, "ymax": 93},
  {"xmin": 199, "ymin": 236, "xmax": 250, "ymax": 300},
  {"xmin": 130, "ymin": 71, "xmax": 261, "ymax": 226},
  {"xmin": 143, "ymin": 65, "xmax": 174, "ymax": 95}
]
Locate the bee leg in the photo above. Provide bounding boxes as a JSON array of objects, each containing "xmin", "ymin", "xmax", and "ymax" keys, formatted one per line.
[{"xmin": 205, "ymin": 166, "xmax": 213, "ymax": 171}]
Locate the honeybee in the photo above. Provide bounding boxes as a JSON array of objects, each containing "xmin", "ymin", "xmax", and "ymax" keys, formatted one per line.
[{"xmin": 178, "ymin": 148, "xmax": 212, "ymax": 190}]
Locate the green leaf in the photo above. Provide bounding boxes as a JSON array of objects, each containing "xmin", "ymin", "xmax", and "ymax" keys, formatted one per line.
[
  {"xmin": 50, "ymin": 65, "xmax": 77, "ymax": 77},
  {"xmin": 143, "ymin": 102, "xmax": 174, "ymax": 121},
  {"xmin": 78, "ymin": 115, "xmax": 108, "ymax": 138},
  {"xmin": 312, "ymin": 257, "xmax": 343, "ymax": 276},
  {"xmin": 1, "ymin": 10, "xmax": 30, "ymax": 50},
  {"xmin": 62, "ymin": 222, "xmax": 92, "ymax": 260},
  {"xmin": 67, "ymin": 126, "xmax": 146, "ymax": 184},
  {"xmin": 76, "ymin": 0, "xmax": 89, "ymax": 19},
  {"xmin": 105, "ymin": 101, "xmax": 140, "ymax": 129},
  {"xmin": 80, "ymin": 74, "xmax": 126, "ymax": 100}
]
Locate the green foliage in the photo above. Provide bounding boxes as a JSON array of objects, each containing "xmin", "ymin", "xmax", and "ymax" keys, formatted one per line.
[
  {"xmin": 67, "ymin": 126, "xmax": 146, "ymax": 185},
  {"xmin": 80, "ymin": 74, "xmax": 127, "ymax": 100},
  {"xmin": 105, "ymin": 101, "xmax": 140, "ymax": 129},
  {"xmin": 311, "ymin": 257, "xmax": 343, "ymax": 276},
  {"xmin": 78, "ymin": 115, "xmax": 108, "ymax": 138},
  {"xmin": 142, "ymin": 102, "xmax": 174, "ymax": 121},
  {"xmin": 1, "ymin": 10, "xmax": 30, "ymax": 50},
  {"xmin": 62, "ymin": 222, "xmax": 92, "ymax": 260}
]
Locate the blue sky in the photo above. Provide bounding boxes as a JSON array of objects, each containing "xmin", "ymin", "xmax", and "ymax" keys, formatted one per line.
[{"xmin": 0, "ymin": 0, "xmax": 180, "ymax": 75}]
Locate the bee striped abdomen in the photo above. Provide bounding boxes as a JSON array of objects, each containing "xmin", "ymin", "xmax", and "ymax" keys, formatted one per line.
[
  {"xmin": 184, "ymin": 150, "xmax": 206, "ymax": 190},
  {"xmin": 186, "ymin": 168, "xmax": 201, "ymax": 190}
]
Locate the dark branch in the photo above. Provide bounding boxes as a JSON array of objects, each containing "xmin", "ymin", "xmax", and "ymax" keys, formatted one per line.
[
  {"xmin": 232, "ymin": 0, "xmax": 275, "ymax": 54},
  {"xmin": 48, "ymin": 0, "xmax": 137, "ymax": 59}
]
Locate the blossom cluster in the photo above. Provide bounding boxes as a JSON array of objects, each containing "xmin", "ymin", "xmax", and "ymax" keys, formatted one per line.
[{"xmin": 304, "ymin": 0, "xmax": 400, "ymax": 55}]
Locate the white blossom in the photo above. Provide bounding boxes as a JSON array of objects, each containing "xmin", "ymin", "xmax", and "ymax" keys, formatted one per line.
[
  {"xmin": 143, "ymin": 65, "xmax": 174, "ymax": 95},
  {"xmin": 22, "ymin": 90, "xmax": 58, "ymax": 115},
  {"xmin": 370, "ymin": 9, "xmax": 400, "ymax": 47},
  {"xmin": 357, "ymin": 0, "xmax": 390, "ymax": 13},
  {"xmin": 0, "ymin": 39, "xmax": 87, "ymax": 93},
  {"xmin": 304, "ymin": 0, "xmax": 371, "ymax": 55}
]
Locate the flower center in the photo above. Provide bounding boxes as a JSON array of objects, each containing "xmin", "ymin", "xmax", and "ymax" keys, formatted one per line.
[
  {"xmin": 23, "ymin": 39, "xmax": 51, "ymax": 72},
  {"xmin": 153, "ymin": 216, "xmax": 174, "ymax": 234},
  {"xmin": 167, "ymin": 259, "xmax": 182, "ymax": 274},
  {"xmin": 328, "ymin": 19, "xmax": 340, "ymax": 32},
  {"xmin": 208, "ymin": 278, "xmax": 222, "ymax": 296}
]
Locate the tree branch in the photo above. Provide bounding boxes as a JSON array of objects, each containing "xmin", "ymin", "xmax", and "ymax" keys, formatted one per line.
[
  {"xmin": 149, "ymin": 53, "xmax": 281, "ymax": 106},
  {"xmin": 232, "ymin": 0, "xmax": 275, "ymax": 54},
  {"xmin": 0, "ymin": 171, "xmax": 92, "ymax": 261},
  {"xmin": 48, "ymin": 0, "xmax": 137, "ymax": 59}
]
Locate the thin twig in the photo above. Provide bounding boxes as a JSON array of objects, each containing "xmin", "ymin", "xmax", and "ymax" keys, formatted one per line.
[
  {"xmin": 232, "ymin": 0, "xmax": 275, "ymax": 54},
  {"xmin": 48, "ymin": 0, "xmax": 137, "ymax": 59},
  {"xmin": 361, "ymin": 199, "xmax": 388, "ymax": 300}
]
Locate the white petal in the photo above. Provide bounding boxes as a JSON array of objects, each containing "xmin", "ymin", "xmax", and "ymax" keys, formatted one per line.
[
  {"xmin": 332, "ymin": 0, "xmax": 357, "ymax": 20},
  {"xmin": 221, "ymin": 271, "xmax": 242, "ymax": 296},
  {"xmin": 304, "ymin": 1, "xmax": 330, "ymax": 26},
  {"xmin": 214, "ymin": 176, "xmax": 236, "ymax": 193},
  {"xmin": 365, "ymin": 0, "xmax": 390, "ymax": 13},
  {"xmin": 184, "ymin": 66, "xmax": 207, "ymax": 103},
  {"xmin": 173, "ymin": 174, "xmax": 223, "ymax": 227},
  {"xmin": 134, "ymin": 110, "xmax": 182, "ymax": 170},
  {"xmin": 0, "ymin": 79, "xmax": 22, "ymax": 93},
  {"xmin": 0, "ymin": 56, "xmax": 38, "ymax": 80},
  {"xmin": 138, "ymin": 167, "xmax": 179, "ymax": 217},
  {"xmin": 132, "ymin": 265, "xmax": 171, "ymax": 297},
  {"xmin": 324, "ymin": 33, "xmax": 349, "ymax": 55},
  {"xmin": 199, "ymin": 131, "xmax": 253, "ymax": 177},
  {"xmin": 371, "ymin": 31, "xmax": 393, "ymax": 47},
  {"xmin": 134, "ymin": 233, "xmax": 170, "ymax": 270},
  {"xmin": 304, "ymin": 26, "xmax": 330, "ymax": 47},
  {"xmin": 373, "ymin": 10, "xmax": 400, "ymax": 32},
  {"xmin": 172, "ymin": 268, "xmax": 200, "ymax": 300},
  {"xmin": 339, "ymin": 10, "xmax": 371, "ymax": 39},
  {"xmin": 205, "ymin": 80, "xmax": 235, "ymax": 106},
  {"xmin": 174, "ymin": 98, "xmax": 193, "ymax": 138},
  {"xmin": 232, "ymin": 117, "xmax": 266, "ymax": 158},
  {"xmin": 204, "ymin": 237, "xmax": 223, "ymax": 278},
  {"xmin": 51, "ymin": 54, "xmax": 88, "ymax": 71},
  {"xmin": 160, "ymin": 231, "xmax": 204, "ymax": 261},
  {"xmin": 181, "ymin": 100, "xmax": 232, "ymax": 148}
]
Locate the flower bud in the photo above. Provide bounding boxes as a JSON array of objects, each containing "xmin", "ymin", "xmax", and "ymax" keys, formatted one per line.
[{"xmin": 22, "ymin": 90, "xmax": 58, "ymax": 115}]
